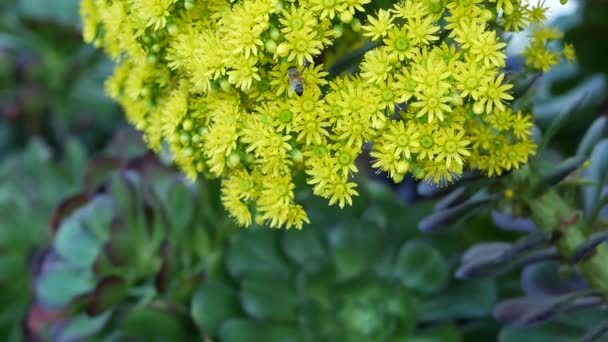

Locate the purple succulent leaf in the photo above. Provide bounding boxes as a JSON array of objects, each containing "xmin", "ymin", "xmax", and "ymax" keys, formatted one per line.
[
  {"xmin": 461, "ymin": 242, "xmax": 512, "ymax": 264},
  {"xmin": 582, "ymin": 320, "xmax": 608, "ymax": 342},
  {"xmin": 521, "ymin": 261, "xmax": 590, "ymax": 298},
  {"xmin": 491, "ymin": 211, "xmax": 538, "ymax": 233}
]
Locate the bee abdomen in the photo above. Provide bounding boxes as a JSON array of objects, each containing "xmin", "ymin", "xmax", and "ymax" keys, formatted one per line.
[{"xmin": 294, "ymin": 83, "xmax": 303, "ymax": 96}]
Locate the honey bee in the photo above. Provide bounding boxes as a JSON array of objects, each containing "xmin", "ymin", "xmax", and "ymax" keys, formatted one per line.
[{"xmin": 287, "ymin": 66, "xmax": 304, "ymax": 96}]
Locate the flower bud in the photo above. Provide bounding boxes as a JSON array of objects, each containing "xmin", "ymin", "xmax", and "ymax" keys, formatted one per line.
[
  {"xmin": 219, "ymin": 78, "xmax": 232, "ymax": 92},
  {"xmin": 146, "ymin": 54, "xmax": 158, "ymax": 64},
  {"xmin": 270, "ymin": 27, "xmax": 281, "ymax": 40},
  {"xmin": 185, "ymin": 0, "xmax": 195, "ymax": 10},
  {"xmin": 227, "ymin": 152, "xmax": 241, "ymax": 169},
  {"xmin": 290, "ymin": 149, "xmax": 304, "ymax": 164},
  {"xmin": 333, "ymin": 25, "xmax": 344, "ymax": 38},
  {"xmin": 473, "ymin": 101, "xmax": 485, "ymax": 115},
  {"xmin": 276, "ymin": 43, "xmax": 289, "ymax": 57},
  {"xmin": 340, "ymin": 11, "xmax": 353, "ymax": 24},
  {"xmin": 265, "ymin": 39, "xmax": 277, "ymax": 53},
  {"xmin": 392, "ymin": 172, "xmax": 405, "ymax": 184},
  {"xmin": 182, "ymin": 119, "xmax": 193, "ymax": 131},
  {"xmin": 166, "ymin": 23, "xmax": 179, "ymax": 35},
  {"xmin": 350, "ymin": 18, "xmax": 361, "ymax": 32},
  {"xmin": 396, "ymin": 160, "xmax": 410, "ymax": 174},
  {"xmin": 180, "ymin": 133, "xmax": 190, "ymax": 145}
]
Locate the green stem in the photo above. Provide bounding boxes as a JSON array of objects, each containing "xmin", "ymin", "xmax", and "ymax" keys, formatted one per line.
[{"xmin": 528, "ymin": 190, "xmax": 608, "ymax": 299}]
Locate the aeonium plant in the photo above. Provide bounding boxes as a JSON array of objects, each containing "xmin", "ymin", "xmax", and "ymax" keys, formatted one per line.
[
  {"xmin": 416, "ymin": 113, "xmax": 608, "ymax": 341},
  {"xmin": 80, "ymin": 0, "xmax": 574, "ymax": 228}
]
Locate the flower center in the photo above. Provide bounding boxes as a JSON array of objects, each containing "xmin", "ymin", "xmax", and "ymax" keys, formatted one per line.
[
  {"xmin": 421, "ymin": 135, "xmax": 434, "ymax": 148},
  {"xmin": 270, "ymin": 135, "xmax": 283, "ymax": 147},
  {"xmin": 394, "ymin": 37, "xmax": 410, "ymax": 51},
  {"xmin": 382, "ymin": 89, "xmax": 394, "ymax": 101},
  {"xmin": 488, "ymin": 87, "xmax": 498, "ymax": 98},
  {"xmin": 496, "ymin": 115, "xmax": 507, "ymax": 125},
  {"xmin": 397, "ymin": 135, "xmax": 409, "ymax": 146},
  {"xmin": 465, "ymin": 77, "xmax": 478, "ymax": 89},
  {"xmin": 279, "ymin": 109, "xmax": 293, "ymax": 123},
  {"xmin": 405, "ymin": 79, "xmax": 417, "ymax": 92},
  {"xmin": 306, "ymin": 121, "xmax": 317, "ymax": 131},
  {"xmin": 444, "ymin": 140, "xmax": 457, "ymax": 152},
  {"xmin": 331, "ymin": 105, "xmax": 342, "ymax": 117},
  {"xmin": 296, "ymin": 40, "xmax": 307, "ymax": 51},
  {"xmin": 291, "ymin": 17, "xmax": 305, "ymax": 30},
  {"xmin": 302, "ymin": 99, "xmax": 315, "ymax": 112},
  {"xmin": 313, "ymin": 145, "xmax": 328, "ymax": 157},
  {"xmin": 338, "ymin": 151, "xmax": 353, "ymax": 165}
]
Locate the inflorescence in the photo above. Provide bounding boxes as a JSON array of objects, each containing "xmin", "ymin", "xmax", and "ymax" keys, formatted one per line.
[{"xmin": 81, "ymin": 0, "xmax": 573, "ymax": 228}]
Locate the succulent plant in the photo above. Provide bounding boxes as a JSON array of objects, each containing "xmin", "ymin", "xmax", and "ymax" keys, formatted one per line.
[
  {"xmin": 29, "ymin": 145, "xmax": 506, "ymax": 340},
  {"xmin": 418, "ymin": 113, "xmax": 608, "ymax": 341},
  {"xmin": 0, "ymin": 138, "xmax": 86, "ymax": 341},
  {"xmin": 192, "ymin": 209, "xmax": 499, "ymax": 342},
  {"xmin": 29, "ymin": 148, "xmax": 229, "ymax": 340}
]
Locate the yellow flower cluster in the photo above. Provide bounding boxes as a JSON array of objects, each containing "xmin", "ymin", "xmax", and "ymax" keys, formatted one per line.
[{"xmin": 81, "ymin": 0, "xmax": 571, "ymax": 229}]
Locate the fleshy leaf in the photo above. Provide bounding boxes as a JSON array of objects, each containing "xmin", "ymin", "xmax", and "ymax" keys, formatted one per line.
[
  {"xmin": 219, "ymin": 319, "xmax": 304, "ymax": 342},
  {"xmin": 191, "ymin": 280, "xmax": 241, "ymax": 336},
  {"xmin": 240, "ymin": 273, "xmax": 297, "ymax": 321},
  {"xmin": 393, "ymin": 240, "xmax": 448, "ymax": 294}
]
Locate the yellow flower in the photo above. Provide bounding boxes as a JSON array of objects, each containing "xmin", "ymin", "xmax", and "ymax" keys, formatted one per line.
[
  {"xmin": 362, "ymin": 9, "xmax": 394, "ymax": 41},
  {"xmin": 227, "ymin": 57, "xmax": 261, "ymax": 90},
  {"xmin": 382, "ymin": 120, "xmax": 420, "ymax": 159},
  {"xmin": 133, "ymin": 0, "xmax": 177, "ymax": 30},
  {"xmin": 279, "ymin": 5, "xmax": 318, "ymax": 34},
  {"xmin": 323, "ymin": 174, "xmax": 359, "ymax": 208},
  {"xmin": 405, "ymin": 16, "xmax": 440, "ymax": 46},
  {"xmin": 283, "ymin": 30, "xmax": 325, "ymax": 65},
  {"xmin": 453, "ymin": 61, "xmax": 486, "ymax": 100},
  {"xmin": 501, "ymin": 2, "xmax": 530, "ymax": 32},
  {"xmin": 477, "ymin": 73, "xmax": 513, "ymax": 113},
  {"xmin": 360, "ymin": 47, "xmax": 393, "ymax": 84},
  {"xmin": 412, "ymin": 91, "xmax": 453, "ymax": 123},
  {"xmin": 384, "ymin": 26, "xmax": 417, "ymax": 61},
  {"xmin": 434, "ymin": 128, "xmax": 471, "ymax": 168},
  {"xmin": 510, "ymin": 111, "xmax": 534, "ymax": 139},
  {"xmin": 469, "ymin": 30, "xmax": 507, "ymax": 68},
  {"xmin": 391, "ymin": 0, "xmax": 428, "ymax": 20},
  {"xmin": 309, "ymin": 0, "xmax": 345, "ymax": 19},
  {"xmin": 563, "ymin": 43, "xmax": 576, "ymax": 63}
]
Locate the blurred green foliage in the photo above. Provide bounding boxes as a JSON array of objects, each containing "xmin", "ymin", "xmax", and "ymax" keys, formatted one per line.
[
  {"xmin": 30, "ymin": 152, "xmax": 505, "ymax": 341},
  {"xmin": 0, "ymin": 0, "xmax": 118, "ymax": 153},
  {"xmin": 0, "ymin": 138, "xmax": 85, "ymax": 340}
]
